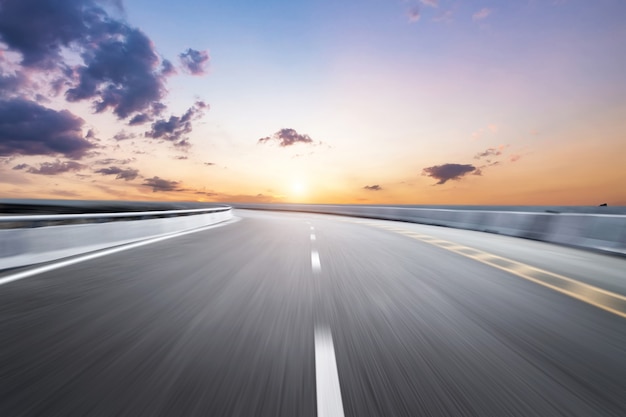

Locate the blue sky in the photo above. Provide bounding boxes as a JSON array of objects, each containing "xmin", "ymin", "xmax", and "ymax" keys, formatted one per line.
[{"xmin": 1, "ymin": 0, "xmax": 625, "ymax": 204}]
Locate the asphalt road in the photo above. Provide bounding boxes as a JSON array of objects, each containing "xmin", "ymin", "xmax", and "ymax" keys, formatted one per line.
[{"xmin": 0, "ymin": 209, "xmax": 625, "ymax": 416}]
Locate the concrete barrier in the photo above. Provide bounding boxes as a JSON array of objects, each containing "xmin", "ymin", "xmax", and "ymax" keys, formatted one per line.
[
  {"xmin": 0, "ymin": 207, "xmax": 232, "ymax": 270},
  {"xmin": 233, "ymin": 204, "xmax": 626, "ymax": 255}
]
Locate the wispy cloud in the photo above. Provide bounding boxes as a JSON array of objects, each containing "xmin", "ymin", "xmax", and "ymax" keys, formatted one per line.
[
  {"xmin": 258, "ymin": 128, "xmax": 315, "ymax": 147},
  {"xmin": 94, "ymin": 166, "xmax": 139, "ymax": 181},
  {"xmin": 421, "ymin": 0, "xmax": 438, "ymax": 7},
  {"xmin": 474, "ymin": 146, "xmax": 503, "ymax": 160},
  {"xmin": 473, "ymin": 8, "xmax": 492, "ymax": 21},
  {"xmin": 363, "ymin": 185, "xmax": 383, "ymax": 191},
  {"xmin": 113, "ymin": 131, "xmax": 137, "ymax": 141},
  {"xmin": 14, "ymin": 160, "xmax": 85, "ymax": 175}
]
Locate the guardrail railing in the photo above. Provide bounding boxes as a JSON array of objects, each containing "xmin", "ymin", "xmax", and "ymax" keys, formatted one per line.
[{"xmin": 0, "ymin": 206, "xmax": 232, "ymax": 229}]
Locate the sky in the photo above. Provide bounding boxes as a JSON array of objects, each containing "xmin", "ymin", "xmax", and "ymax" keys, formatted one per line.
[{"xmin": 0, "ymin": 0, "xmax": 625, "ymax": 205}]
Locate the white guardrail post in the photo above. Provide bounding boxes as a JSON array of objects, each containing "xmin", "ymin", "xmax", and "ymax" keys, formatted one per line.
[{"xmin": 0, "ymin": 206, "xmax": 233, "ymax": 270}]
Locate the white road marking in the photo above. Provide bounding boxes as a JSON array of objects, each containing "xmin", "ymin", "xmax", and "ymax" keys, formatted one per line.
[
  {"xmin": 311, "ymin": 234, "xmax": 316, "ymax": 241},
  {"xmin": 315, "ymin": 327, "xmax": 345, "ymax": 417},
  {"xmin": 0, "ymin": 218, "xmax": 240, "ymax": 287},
  {"xmin": 311, "ymin": 226, "xmax": 315, "ymax": 231},
  {"xmin": 311, "ymin": 250, "xmax": 321, "ymax": 272}
]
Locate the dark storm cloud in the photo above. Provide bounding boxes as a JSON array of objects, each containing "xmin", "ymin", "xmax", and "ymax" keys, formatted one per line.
[
  {"xmin": 363, "ymin": 185, "xmax": 382, "ymax": 191},
  {"xmin": 0, "ymin": 0, "xmax": 170, "ymax": 120},
  {"xmin": 0, "ymin": 98, "xmax": 93, "ymax": 158},
  {"xmin": 22, "ymin": 160, "xmax": 85, "ymax": 175},
  {"xmin": 258, "ymin": 128, "xmax": 314, "ymax": 147},
  {"xmin": 142, "ymin": 176, "xmax": 180, "ymax": 192},
  {"xmin": 179, "ymin": 48, "xmax": 209, "ymax": 75},
  {"xmin": 94, "ymin": 166, "xmax": 139, "ymax": 180},
  {"xmin": 422, "ymin": 163, "xmax": 476, "ymax": 185},
  {"xmin": 144, "ymin": 101, "xmax": 207, "ymax": 146}
]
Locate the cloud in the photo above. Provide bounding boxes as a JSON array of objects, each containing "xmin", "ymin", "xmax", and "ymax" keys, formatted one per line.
[
  {"xmin": 0, "ymin": 0, "xmax": 174, "ymax": 121},
  {"xmin": 65, "ymin": 27, "xmax": 167, "ymax": 119},
  {"xmin": 474, "ymin": 147, "xmax": 502, "ymax": 160},
  {"xmin": 94, "ymin": 166, "xmax": 139, "ymax": 180},
  {"xmin": 363, "ymin": 185, "xmax": 382, "ymax": 191},
  {"xmin": 0, "ymin": 70, "xmax": 28, "ymax": 96},
  {"xmin": 142, "ymin": 176, "xmax": 180, "ymax": 192},
  {"xmin": 203, "ymin": 162, "xmax": 215, "ymax": 166},
  {"xmin": 472, "ymin": 8, "xmax": 492, "ymax": 21},
  {"xmin": 160, "ymin": 59, "xmax": 176, "ymax": 76},
  {"xmin": 128, "ymin": 113, "xmax": 151, "ymax": 126},
  {"xmin": 421, "ymin": 0, "xmax": 438, "ymax": 7},
  {"xmin": 422, "ymin": 163, "xmax": 476, "ymax": 185},
  {"xmin": 179, "ymin": 48, "xmax": 209, "ymax": 75},
  {"xmin": 408, "ymin": 7, "xmax": 421, "ymax": 22},
  {"xmin": 17, "ymin": 160, "xmax": 86, "ymax": 175},
  {"xmin": 113, "ymin": 131, "xmax": 136, "ymax": 141},
  {"xmin": 510, "ymin": 154, "xmax": 522, "ymax": 162},
  {"xmin": 174, "ymin": 155, "xmax": 188, "ymax": 160},
  {"xmin": 94, "ymin": 157, "xmax": 134, "ymax": 165},
  {"xmin": 0, "ymin": 98, "xmax": 93, "ymax": 158},
  {"xmin": 258, "ymin": 128, "xmax": 314, "ymax": 147},
  {"xmin": 144, "ymin": 101, "xmax": 208, "ymax": 147}
]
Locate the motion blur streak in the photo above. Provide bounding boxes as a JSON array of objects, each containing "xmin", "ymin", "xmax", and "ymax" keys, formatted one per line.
[{"xmin": 0, "ymin": 210, "xmax": 625, "ymax": 416}]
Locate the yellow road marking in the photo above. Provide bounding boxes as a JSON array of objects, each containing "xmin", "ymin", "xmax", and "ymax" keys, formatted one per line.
[{"xmin": 365, "ymin": 222, "xmax": 626, "ymax": 319}]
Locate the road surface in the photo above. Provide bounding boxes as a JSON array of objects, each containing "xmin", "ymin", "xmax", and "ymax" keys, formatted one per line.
[{"xmin": 0, "ymin": 209, "xmax": 624, "ymax": 416}]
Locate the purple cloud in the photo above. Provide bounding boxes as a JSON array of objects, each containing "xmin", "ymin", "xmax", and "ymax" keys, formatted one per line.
[
  {"xmin": 258, "ymin": 128, "xmax": 314, "ymax": 147},
  {"xmin": 142, "ymin": 176, "xmax": 180, "ymax": 192},
  {"xmin": 0, "ymin": 98, "xmax": 93, "ymax": 158},
  {"xmin": 422, "ymin": 163, "xmax": 476, "ymax": 185},
  {"xmin": 144, "ymin": 101, "xmax": 208, "ymax": 147},
  {"xmin": 179, "ymin": 48, "xmax": 209, "ymax": 75},
  {"xmin": 94, "ymin": 157, "xmax": 134, "ymax": 165},
  {"xmin": 113, "ymin": 131, "xmax": 136, "ymax": 141},
  {"xmin": 16, "ymin": 160, "xmax": 86, "ymax": 175},
  {"xmin": 474, "ymin": 147, "xmax": 502, "ymax": 160},
  {"xmin": 0, "ymin": 0, "xmax": 173, "ymax": 121},
  {"xmin": 94, "ymin": 166, "xmax": 139, "ymax": 181}
]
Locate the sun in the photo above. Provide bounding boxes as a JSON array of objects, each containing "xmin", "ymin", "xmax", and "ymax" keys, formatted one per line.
[{"xmin": 291, "ymin": 180, "xmax": 307, "ymax": 197}]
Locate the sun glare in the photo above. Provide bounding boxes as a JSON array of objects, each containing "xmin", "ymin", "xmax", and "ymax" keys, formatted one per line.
[{"xmin": 291, "ymin": 181, "xmax": 307, "ymax": 197}]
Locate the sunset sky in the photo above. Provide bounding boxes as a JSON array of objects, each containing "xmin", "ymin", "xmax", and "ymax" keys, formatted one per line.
[{"xmin": 1, "ymin": 0, "xmax": 625, "ymax": 205}]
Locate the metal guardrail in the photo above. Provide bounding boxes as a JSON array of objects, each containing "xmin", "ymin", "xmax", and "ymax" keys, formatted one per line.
[{"xmin": 0, "ymin": 206, "xmax": 232, "ymax": 229}]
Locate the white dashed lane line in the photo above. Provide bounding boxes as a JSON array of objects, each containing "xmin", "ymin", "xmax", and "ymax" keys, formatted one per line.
[
  {"xmin": 311, "ymin": 250, "xmax": 321, "ymax": 272},
  {"xmin": 315, "ymin": 327, "xmax": 346, "ymax": 417}
]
